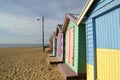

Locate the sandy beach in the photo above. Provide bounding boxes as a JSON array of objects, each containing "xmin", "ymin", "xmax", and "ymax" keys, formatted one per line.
[{"xmin": 0, "ymin": 47, "xmax": 64, "ymax": 80}]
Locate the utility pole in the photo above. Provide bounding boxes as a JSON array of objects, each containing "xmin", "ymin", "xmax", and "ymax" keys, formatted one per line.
[
  {"xmin": 42, "ymin": 16, "xmax": 45, "ymax": 52},
  {"xmin": 37, "ymin": 16, "xmax": 45, "ymax": 52}
]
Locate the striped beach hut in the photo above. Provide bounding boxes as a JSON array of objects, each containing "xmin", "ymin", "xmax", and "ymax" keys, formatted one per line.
[
  {"xmin": 77, "ymin": 0, "xmax": 120, "ymax": 80},
  {"xmin": 55, "ymin": 24, "xmax": 64, "ymax": 61},
  {"xmin": 58, "ymin": 13, "xmax": 86, "ymax": 79}
]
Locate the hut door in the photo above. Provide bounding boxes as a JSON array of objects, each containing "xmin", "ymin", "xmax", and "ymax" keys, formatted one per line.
[
  {"xmin": 66, "ymin": 30, "xmax": 70, "ymax": 63},
  {"xmin": 69, "ymin": 28, "xmax": 74, "ymax": 65},
  {"xmin": 57, "ymin": 37, "xmax": 59, "ymax": 57},
  {"xmin": 66, "ymin": 28, "xmax": 74, "ymax": 65},
  {"xmin": 61, "ymin": 34, "xmax": 63, "ymax": 60}
]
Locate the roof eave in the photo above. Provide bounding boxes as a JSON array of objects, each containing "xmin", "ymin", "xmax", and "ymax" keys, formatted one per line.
[
  {"xmin": 55, "ymin": 24, "xmax": 63, "ymax": 36},
  {"xmin": 62, "ymin": 17, "xmax": 69, "ymax": 33},
  {"xmin": 62, "ymin": 13, "xmax": 78, "ymax": 33},
  {"xmin": 57, "ymin": 24, "xmax": 63, "ymax": 32},
  {"xmin": 77, "ymin": 0, "xmax": 94, "ymax": 25},
  {"xmin": 66, "ymin": 13, "xmax": 78, "ymax": 25}
]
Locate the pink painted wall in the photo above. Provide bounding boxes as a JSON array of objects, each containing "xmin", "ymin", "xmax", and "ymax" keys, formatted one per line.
[
  {"xmin": 66, "ymin": 30, "xmax": 70, "ymax": 62},
  {"xmin": 66, "ymin": 27, "xmax": 74, "ymax": 65},
  {"xmin": 70, "ymin": 28, "xmax": 74, "ymax": 65},
  {"xmin": 56, "ymin": 32, "xmax": 63, "ymax": 60}
]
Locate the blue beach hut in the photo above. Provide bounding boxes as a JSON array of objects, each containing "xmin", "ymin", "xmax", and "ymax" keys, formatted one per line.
[{"xmin": 77, "ymin": 0, "xmax": 120, "ymax": 80}]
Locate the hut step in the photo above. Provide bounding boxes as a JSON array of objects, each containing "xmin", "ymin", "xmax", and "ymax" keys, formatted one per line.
[
  {"xmin": 58, "ymin": 63, "xmax": 80, "ymax": 80},
  {"xmin": 49, "ymin": 56, "xmax": 63, "ymax": 64}
]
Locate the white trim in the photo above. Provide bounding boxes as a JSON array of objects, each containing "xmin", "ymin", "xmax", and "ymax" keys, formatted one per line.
[
  {"xmin": 77, "ymin": 0, "xmax": 94, "ymax": 25},
  {"xmin": 57, "ymin": 26, "xmax": 62, "ymax": 32}
]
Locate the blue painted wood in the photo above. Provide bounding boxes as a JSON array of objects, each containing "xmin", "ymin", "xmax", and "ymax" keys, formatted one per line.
[
  {"xmin": 99, "ymin": 0, "xmax": 105, "ymax": 3},
  {"xmin": 93, "ymin": 0, "xmax": 113, "ymax": 12},
  {"xmin": 86, "ymin": 19, "xmax": 95, "ymax": 65},
  {"xmin": 86, "ymin": 0, "xmax": 120, "ymax": 67},
  {"xmin": 86, "ymin": 1, "xmax": 120, "ymax": 80},
  {"xmin": 90, "ymin": 0, "xmax": 120, "ymax": 18},
  {"xmin": 95, "ymin": 7, "xmax": 120, "ymax": 49}
]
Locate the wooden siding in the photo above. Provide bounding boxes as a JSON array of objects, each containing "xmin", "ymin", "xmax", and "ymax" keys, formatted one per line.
[
  {"xmin": 86, "ymin": 19, "xmax": 95, "ymax": 80},
  {"xmin": 67, "ymin": 21, "xmax": 75, "ymax": 29},
  {"xmin": 69, "ymin": 28, "xmax": 74, "ymax": 65},
  {"xmin": 86, "ymin": 0, "xmax": 120, "ymax": 80},
  {"xmin": 66, "ymin": 30, "xmax": 70, "ymax": 63},
  {"xmin": 65, "ymin": 20, "xmax": 86, "ymax": 74},
  {"xmin": 73, "ymin": 25, "xmax": 79, "ymax": 73},
  {"xmin": 56, "ymin": 33, "xmax": 63, "ymax": 60},
  {"xmin": 96, "ymin": 49, "xmax": 120, "ymax": 80},
  {"xmin": 53, "ymin": 38, "xmax": 57, "ymax": 56},
  {"xmin": 93, "ymin": 0, "xmax": 113, "ymax": 12},
  {"xmin": 87, "ymin": 64, "xmax": 94, "ymax": 80},
  {"xmin": 78, "ymin": 24, "xmax": 86, "ymax": 74},
  {"xmin": 86, "ymin": 19, "xmax": 94, "ymax": 65},
  {"xmin": 61, "ymin": 34, "xmax": 64, "ymax": 60},
  {"xmin": 95, "ymin": 7, "xmax": 120, "ymax": 80},
  {"xmin": 66, "ymin": 28, "xmax": 74, "ymax": 64},
  {"xmin": 65, "ymin": 20, "xmax": 78, "ymax": 73},
  {"xmin": 89, "ymin": 0, "xmax": 120, "ymax": 18},
  {"xmin": 95, "ymin": 7, "xmax": 120, "ymax": 49},
  {"xmin": 56, "ymin": 37, "xmax": 59, "ymax": 57}
]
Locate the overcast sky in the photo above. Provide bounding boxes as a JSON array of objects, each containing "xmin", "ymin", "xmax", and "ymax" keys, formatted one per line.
[{"xmin": 0, "ymin": 0, "xmax": 83, "ymax": 44}]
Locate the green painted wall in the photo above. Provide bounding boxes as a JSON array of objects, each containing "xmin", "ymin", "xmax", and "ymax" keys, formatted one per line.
[
  {"xmin": 78, "ymin": 24, "xmax": 86, "ymax": 74},
  {"xmin": 53, "ymin": 38, "xmax": 57, "ymax": 56},
  {"xmin": 65, "ymin": 20, "xmax": 78, "ymax": 73},
  {"xmin": 67, "ymin": 20, "xmax": 75, "ymax": 29},
  {"xmin": 65, "ymin": 20, "xmax": 86, "ymax": 74}
]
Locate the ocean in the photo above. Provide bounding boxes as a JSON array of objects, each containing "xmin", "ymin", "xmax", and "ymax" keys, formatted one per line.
[{"xmin": 0, "ymin": 44, "xmax": 48, "ymax": 48}]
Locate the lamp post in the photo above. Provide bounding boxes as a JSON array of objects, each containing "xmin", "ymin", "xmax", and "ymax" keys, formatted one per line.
[{"xmin": 37, "ymin": 16, "xmax": 45, "ymax": 52}]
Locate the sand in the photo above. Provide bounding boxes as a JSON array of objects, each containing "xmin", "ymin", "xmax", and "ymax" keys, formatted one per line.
[{"xmin": 0, "ymin": 47, "xmax": 64, "ymax": 80}]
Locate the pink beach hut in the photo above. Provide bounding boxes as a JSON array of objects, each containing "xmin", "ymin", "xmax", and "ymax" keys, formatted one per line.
[{"xmin": 55, "ymin": 24, "xmax": 64, "ymax": 61}]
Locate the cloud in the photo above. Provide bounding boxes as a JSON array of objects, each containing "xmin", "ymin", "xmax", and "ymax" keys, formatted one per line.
[
  {"xmin": 0, "ymin": 12, "xmax": 62, "ymax": 44},
  {"xmin": 0, "ymin": 0, "xmax": 82, "ymax": 44},
  {"xmin": 0, "ymin": 12, "xmax": 40, "ymax": 35}
]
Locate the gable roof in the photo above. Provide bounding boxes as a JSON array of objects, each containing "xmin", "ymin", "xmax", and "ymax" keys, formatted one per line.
[
  {"xmin": 57, "ymin": 24, "xmax": 63, "ymax": 32},
  {"xmin": 77, "ymin": 0, "xmax": 94, "ymax": 25},
  {"xmin": 62, "ymin": 13, "xmax": 79, "ymax": 32},
  {"xmin": 49, "ymin": 31, "xmax": 56, "ymax": 43},
  {"xmin": 55, "ymin": 24, "xmax": 63, "ymax": 36}
]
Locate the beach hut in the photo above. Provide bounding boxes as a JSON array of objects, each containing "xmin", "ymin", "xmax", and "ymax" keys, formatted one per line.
[
  {"xmin": 52, "ymin": 32, "xmax": 57, "ymax": 56},
  {"xmin": 58, "ymin": 13, "xmax": 86, "ymax": 79},
  {"xmin": 77, "ymin": 0, "xmax": 120, "ymax": 80},
  {"xmin": 55, "ymin": 24, "xmax": 64, "ymax": 61},
  {"xmin": 49, "ymin": 33, "xmax": 54, "ymax": 51}
]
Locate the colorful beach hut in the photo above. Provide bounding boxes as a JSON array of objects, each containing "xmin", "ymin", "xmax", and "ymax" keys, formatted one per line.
[
  {"xmin": 55, "ymin": 24, "xmax": 64, "ymax": 61},
  {"xmin": 58, "ymin": 13, "xmax": 86, "ymax": 79},
  {"xmin": 77, "ymin": 0, "xmax": 120, "ymax": 80},
  {"xmin": 52, "ymin": 32, "xmax": 57, "ymax": 56}
]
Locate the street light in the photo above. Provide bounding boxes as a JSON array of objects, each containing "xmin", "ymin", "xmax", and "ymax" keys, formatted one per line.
[{"xmin": 37, "ymin": 16, "xmax": 45, "ymax": 52}]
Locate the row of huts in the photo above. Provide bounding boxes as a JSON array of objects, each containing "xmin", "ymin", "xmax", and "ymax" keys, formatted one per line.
[{"xmin": 49, "ymin": 0, "xmax": 120, "ymax": 80}]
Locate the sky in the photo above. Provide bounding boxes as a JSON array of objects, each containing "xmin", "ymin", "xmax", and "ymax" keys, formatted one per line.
[{"xmin": 0, "ymin": 0, "xmax": 84, "ymax": 44}]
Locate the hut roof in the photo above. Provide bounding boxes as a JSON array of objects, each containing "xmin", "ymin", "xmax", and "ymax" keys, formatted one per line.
[
  {"xmin": 49, "ymin": 32, "xmax": 56, "ymax": 42},
  {"xmin": 62, "ymin": 13, "xmax": 79, "ymax": 32},
  {"xmin": 55, "ymin": 24, "xmax": 63, "ymax": 36},
  {"xmin": 77, "ymin": 0, "xmax": 94, "ymax": 25}
]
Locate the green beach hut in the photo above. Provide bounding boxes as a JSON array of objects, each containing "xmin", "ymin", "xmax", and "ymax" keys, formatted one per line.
[{"xmin": 58, "ymin": 13, "xmax": 86, "ymax": 80}]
